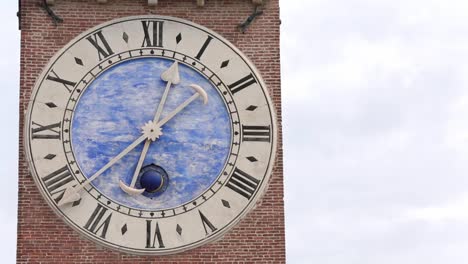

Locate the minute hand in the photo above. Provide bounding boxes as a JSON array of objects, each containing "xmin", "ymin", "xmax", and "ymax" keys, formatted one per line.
[
  {"xmin": 58, "ymin": 134, "xmax": 147, "ymax": 206},
  {"xmin": 157, "ymin": 84, "xmax": 208, "ymax": 127},
  {"xmin": 119, "ymin": 61, "xmax": 180, "ymax": 195}
]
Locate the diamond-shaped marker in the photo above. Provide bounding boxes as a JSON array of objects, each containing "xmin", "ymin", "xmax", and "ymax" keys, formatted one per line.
[
  {"xmin": 121, "ymin": 224, "xmax": 128, "ymax": 235},
  {"xmin": 74, "ymin": 57, "xmax": 83, "ymax": 66},
  {"xmin": 246, "ymin": 105, "xmax": 257, "ymax": 111},
  {"xmin": 176, "ymin": 33, "xmax": 182, "ymax": 44},
  {"xmin": 176, "ymin": 224, "xmax": 182, "ymax": 235},
  {"xmin": 220, "ymin": 60, "xmax": 230, "ymax": 68},
  {"xmin": 72, "ymin": 199, "xmax": 81, "ymax": 207},
  {"xmin": 122, "ymin": 32, "xmax": 129, "ymax": 43},
  {"xmin": 46, "ymin": 102, "xmax": 57, "ymax": 108},
  {"xmin": 247, "ymin": 156, "xmax": 258, "ymax": 162},
  {"xmin": 44, "ymin": 154, "xmax": 56, "ymax": 160},
  {"xmin": 222, "ymin": 199, "xmax": 231, "ymax": 208}
]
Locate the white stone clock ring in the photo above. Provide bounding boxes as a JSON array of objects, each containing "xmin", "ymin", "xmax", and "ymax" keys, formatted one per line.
[
  {"xmin": 120, "ymin": 61, "xmax": 180, "ymax": 195},
  {"xmin": 57, "ymin": 134, "xmax": 148, "ymax": 206},
  {"xmin": 26, "ymin": 16, "xmax": 276, "ymax": 254}
]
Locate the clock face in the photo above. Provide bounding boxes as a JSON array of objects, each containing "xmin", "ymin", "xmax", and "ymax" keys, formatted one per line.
[{"xmin": 25, "ymin": 16, "xmax": 276, "ymax": 255}]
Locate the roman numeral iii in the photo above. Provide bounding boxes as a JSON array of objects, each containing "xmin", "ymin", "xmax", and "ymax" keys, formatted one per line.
[
  {"xmin": 84, "ymin": 204, "xmax": 112, "ymax": 239},
  {"xmin": 226, "ymin": 168, "xmax": 260, "ymax": 200},
  {"xmin": 146, "ymin": 220, "xmax": 165, "ymax": 248},
  {"xmin": 242, "ymin": 125, "xmax": 271, "ymax": 142},
  {"xmin": 86, "ymin": 30, "xmax": 114, "ymax": 60},
  {"xmin": 141, "ymin": 20, "xmax": 164, "ymax": 47}
]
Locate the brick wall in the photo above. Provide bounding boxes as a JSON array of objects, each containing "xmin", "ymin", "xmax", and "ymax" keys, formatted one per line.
[{"xmin": 17, "ymin": 0, "xmax": 284, "ymax": 263}]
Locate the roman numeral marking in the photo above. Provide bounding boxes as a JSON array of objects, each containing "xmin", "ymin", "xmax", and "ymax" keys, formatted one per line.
[
  {"xmin": 242, "ymin": 125, "xmax": 271, "ymax": 142},
  {"xmin": 31, "ymin": 122, "xmax": 61, "ymax": 139},
  {"xmin": 146, "ymin": 220, "xmax": 165, "ymax": 248},
  {"xmin": 84, "ymin": 204, "xmax": 112, "ymax": 239},
  {"xmin": 228, "ymin": 73, "xmax": 257, "ymax": 94},
  {"xmin": 86, "ymin": 30, "xmax": 114, "ymax": 60},
  {"xmin": 141, "ymin": 20, "xmax": 164, "ymax": 47},
  {"xmin": 42, "ymin": 165, "xmax": 75, "ymax": 203},
  {"xmin": 195, "ymin": 35, "xmax": 213, "ymax": 60},
  {"xmin": 226, "ymin": 168, "xmax": 260, "ymax": 200},
  {"xmin": 46, "ymin": 70, "xmax": 76, "ymax": 93},
  {"xmin": 199, "ymin": 210, "xmax": 217, "ymax": 235},
  {"xmin": 42, "ymin": 165, "xmax": 73, "ymax": 193}
]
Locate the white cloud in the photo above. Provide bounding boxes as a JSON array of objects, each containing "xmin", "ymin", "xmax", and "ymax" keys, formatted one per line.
[
  {"xmin": 282, "ymin": 0, "xmax": 468, "ymax": 263},
  {"xmin": 405, "ymin": 196, "xmax": 468, "ymax": 222}
]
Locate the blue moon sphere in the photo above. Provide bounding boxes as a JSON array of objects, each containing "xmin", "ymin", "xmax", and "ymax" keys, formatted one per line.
[{"xmin": 71, "ymin": 58, "xmax": 232, "ymax": 210}]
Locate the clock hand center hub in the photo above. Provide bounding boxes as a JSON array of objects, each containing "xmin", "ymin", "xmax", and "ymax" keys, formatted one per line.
[{"xmin": 142, "ymin": 121, "xmax": 163, "ymax": 141}]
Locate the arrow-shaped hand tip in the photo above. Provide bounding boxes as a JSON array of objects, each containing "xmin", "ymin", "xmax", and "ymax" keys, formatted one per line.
[
  {"xmin": 57, "ymin": 187, "xmax": 81, "ymax": 206},
  {"xmin": 161, "ymin": 61, "xmax": 180, "ymax": 84}
]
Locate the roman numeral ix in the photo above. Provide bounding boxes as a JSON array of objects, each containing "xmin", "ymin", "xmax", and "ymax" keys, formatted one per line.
[
  {"xmin": 31, "ymin": 122, "xmax": 61, "ymax": 140},
  {"xmin": 84, "ymin": 204, "xmax": 112, "ymax": 239},
  {"xmin": 146, "ymin": 220, "xmax": 165, "ymax": 248},
  {"xmin": 86, "ymin": 30, "xmax": 114, "ymax": 60},
  {"xmin": 141, "ymin": 20, "xmax": 164, "ymax": 47},
  {"xmin": 226, "ymin": 168, "xmax": 260, "ymax": 200}
]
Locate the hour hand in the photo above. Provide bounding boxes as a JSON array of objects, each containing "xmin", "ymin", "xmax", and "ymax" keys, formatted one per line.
[{"xmin": 157, "ymin": 84, "xmax": 208, "ymax": 127}]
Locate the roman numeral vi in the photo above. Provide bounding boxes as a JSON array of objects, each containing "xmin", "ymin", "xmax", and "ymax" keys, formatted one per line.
[{"xmin": 146, "ymin": 220, "xmax": 165, "ymax": 248}]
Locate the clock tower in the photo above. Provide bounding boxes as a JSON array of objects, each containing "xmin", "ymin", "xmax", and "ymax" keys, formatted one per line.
[{"xmin": 17, "ymin": 0, "xmax": 284, "ymax": 262}]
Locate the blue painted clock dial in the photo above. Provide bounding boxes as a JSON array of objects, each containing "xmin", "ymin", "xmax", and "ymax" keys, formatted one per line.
[{"xmin": 71, "ymin": 58, "xmax": 231, "ymax": 210}]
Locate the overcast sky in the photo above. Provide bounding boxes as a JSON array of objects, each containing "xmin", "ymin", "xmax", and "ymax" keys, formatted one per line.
[
  {"xmin": 2, "ymin": 0, "xmax": 468, "ymax": 263},
  {"xmin": 283, "ymin": 0, "xmax": 468, "ymax": 263}
]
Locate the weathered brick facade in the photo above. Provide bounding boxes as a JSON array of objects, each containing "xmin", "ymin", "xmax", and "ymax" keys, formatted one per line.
[{"xmin": 17, "ymin": 0, "xmax": 283, "ymax": 263}]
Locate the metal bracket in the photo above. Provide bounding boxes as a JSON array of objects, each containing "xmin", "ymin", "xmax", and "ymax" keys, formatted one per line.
[
  {"xmin": 38, "ymin": 0, "xmax": 63, "ymax": 26},
  {"xmin": 17, "ymin": 0, "xmax": 21, "ymax": 30},
  {"xmin": 238, "ymin": 5, "xmax": 263, "ymax": 34}
]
